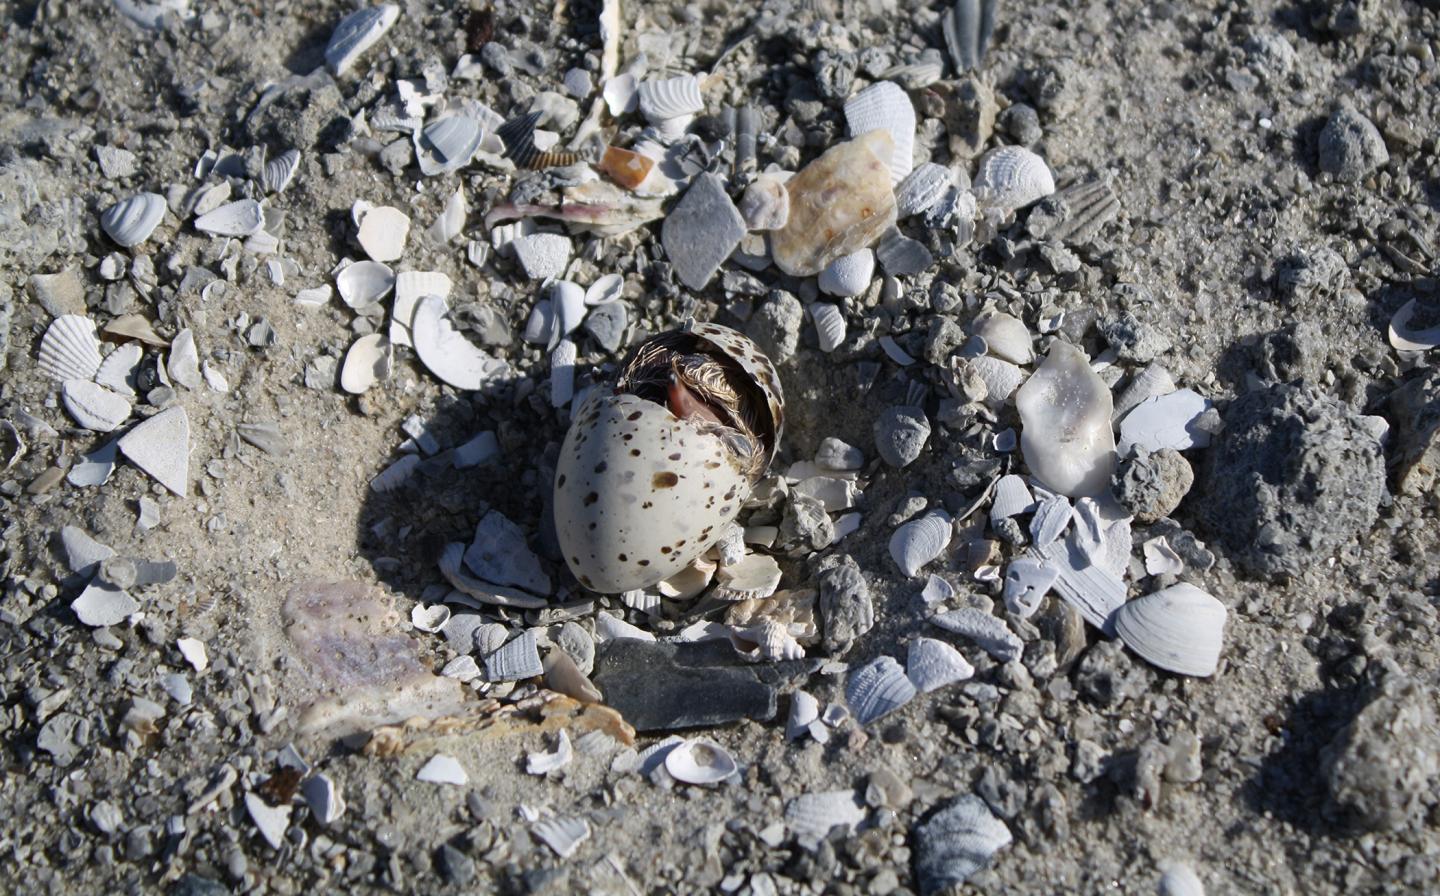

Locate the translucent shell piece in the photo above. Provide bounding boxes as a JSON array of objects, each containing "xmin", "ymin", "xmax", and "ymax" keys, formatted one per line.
[
  {"xmin": 100, "ymin": 192, "xmax": 167, "ymax": 247},
  {"xmin": 974, "ymin": 145, "xmax": 1056, "ymax": 213},
  {"xmin": 39, "ymin": 315, "xmax": 104, "ymax": 382},
  {"xmin": 843, "ymin": 81, "xmax": 915, "ymax": 184},
  {"xmin": 1015, "ymin": 341, "xmax": 1115, "ymax": 497},
  {"xmin": 1113, "ymin": 582, "xmax": 1227, "ymax": 677},
  {"xmin": 771, "ymin": 130, "xmax": 898, "ymax": 277}
]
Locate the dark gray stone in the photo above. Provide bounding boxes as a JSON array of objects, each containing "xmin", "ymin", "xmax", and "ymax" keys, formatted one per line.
[
  {"xmin": 437, "ymin": 843, "xmax": 477, "ymax": 887},
  {"xmin": 817, "ymin": 554, "xmax": 873, "ymax": 655},
  {"xmin": 1112, "ymin": 447, "xmax": 1193, "ymax": 523},
  {"xmin": 661, "ymin": 173, "xmax": 746, "ymax": 291},
  {"xmin": 1197, "ymin": 383, "xmax": 1386, "ymax": 579},
  {"xmin": 874, "ymin": 406, "xmax": 930, "ymax": 468},
  {"xmin": 1317, "ymin": 103, "xmax": 1388, "ymax": 183},
  {"xmin": 1322, "ymin": 674, "xmax": 1440, "ymax": 832},
  {"xmin": 591, "ymin": 639, "xmax": 811, "ymax": 732}
]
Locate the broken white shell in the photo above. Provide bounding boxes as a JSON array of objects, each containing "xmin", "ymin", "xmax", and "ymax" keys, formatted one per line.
[
  {"xmin": 584, "ymin": 273, "xmax": 624, "ymax": 306},
  {"xmin": 325, "ymin": 4, "xmax": 400, "ymax": 76},
  {"xmin": 895, "ymin": 163, "xmax": 953, "ymax": 218},
  {"xmin": 1113, "ymin": 583, "xmax": 1226, "ymax": 677},
  {"xmin": 811, "ymin": 303, "xmax": 847, "ymax": 353},
  {"xmin": 914, "ymin": 795, "xmax": 1013, "ymax": 893},
  {"xmin": 1034, "ymin": 534, "xmax": 1127, "ymax": 634},
  {"xmin": 410, "ymin": 603, "xmax": 450, "ymax": 633},
  {"xmin": 973, "ymin": 146, "xmax": 1055, "ymax": 212},
  {"xmin": 818, "ymin": 248, "xmax": 875, "ymax": 298},
  {"xmin": 974, "ymin": 310, "xmax": 1033, "ymax": 365},
  {"xmin": 844, "ymin": 81, "xmax": 915, "ymax": 184},
  {"xmin": 526, "ymin": 730, "xmax": 574, "ymax": 775},
  {"xmin": 355, "ymin": 205, "xmax": 410, "ymax": 262},
  {"xmin": 38, "ymin": 315, "xmax": 104, "ymax": 382},
  {"xmin": 1388, "ymin": 299, "xmax": 1440, "ymax": 352},
  {"xmin": 531, "ymin": 816, "xmax": 590, "ymax": 858},
  {"xmin": 889, "ymin": 510, "xmax": 952, "ymax": 577},
  {"xmin": 552, "ymin": 280, "xmax": 587, "ymax": 337},
  {"xmin": 1015, "ymin": 341, "xmax": 1116, "ymax": 496},
  {"xmin": 715, "ymin": 552, "xmax": 783, "ymax": 602},
  {"xmin": 664, "ymin": 738, "xmax": 738, "ymax": 785},
  {"xmin": 1002, "ymin": 556, "xmax": 1058, "ymax": 618},
  {"xmin": 412, "ymin": 294, "xmax": 507, "ymax": 390},
  {"xmin": 117, "ymin": 405, "xmax": 189, "ymax": 496},
  {"xmin": 1029, "ymin": 493, "xmax": 1072, "ymax": 548},
  {"xmin": 301, "ymin": 774, "xmax": 345, "ymax": 825},
  {"xmin": 194, "ymin": 199, "xmax": 264, "ymax": 237},
  {"xmin": 786, "ymin": 690, "xmax": 821, "ymax": 740},
  {"xmin": 419, "ymin": 115, "xmax": 484, "ymax": 175},
  {"xmin": 261, "ymin": 149, "xmax": 301, "ymax": 194},
  {"xmin": 931, "ymin": 607, "xmax": 1024, "ymax": 662},
  {"xmin": 637, "ymin": 74, "xmax": 704, "ymax": 122},
  {"xmin": 785, "ymin": 790, "xmax": 867, "ymax": 842},
  {"xmin": 100, "ymin": 192, "xmax": 167, "ymax": 247},
  {"xmin": 989, "ymin": 474, "xmax": 1035, "ymax": 522},
  {"xmin": 62, "ymin": 380, "xmax": 132, "ymax": 432},
  {"xmin": 95, "ymin": 342, "xmax": 142, "ymax": 397},
  {"xmin": 166, "ymin": 329, "xmax": 201, "ymax": 390},
  {"xmin": 845, "ymin": 655, "xmax": 917, "ymax": 725},
  {"xmin": 484, "ymin": 629, "xmax": 544, "ymax": 681},
  {"xmin": 906, "ymin": 637, "xmax": 974, "ymax": 692},
  {"xmin": 415, "ymin": 754, "xmax": 468, "ymax": 785},
  {"xmin": 335, "ymin": 260, "xmax": 395, "ymax": 309},
  {"xmin": 967, "ymin": 355, "xmax": 1025, "ymax": 405}
]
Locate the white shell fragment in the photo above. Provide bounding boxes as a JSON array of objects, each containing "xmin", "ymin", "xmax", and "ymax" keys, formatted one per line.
[
  {"xmin": 974, "ymin": 145, "xmax": 1056, "ymax": 212},
  {"xmin": 261, "ymin": 149, "xmax": 301, "ymax": 194},
  {"xmin": 411, "ymin": 295, "xmax": 506, "ymax": 390},
  {"xmin": 340, "ymin": 333, "xmax": 392, "ymax": 394},
  {"xmin": 194, "ymin": 199, "xmax": 264, "ymax": 237},
  {"xmin": 301, "ymin": 774, "xmax": 345, "ymax": 825},
  {"xmin": 326, "ymin": 4, "xmax": 400, "ymax": 76},
  {"xmin": 845, "ymin": 655, "xmax": 917, "ymax": 725},
  {"xmin": 117, "ymin": 406, "xmax": 190, "ymax": 496},
  {"xmin": 39, "ymin": 315, "xmax": 104, "ymax": 382},
  {"xmin": 1016, "ymin": 341, "xmax": 1116, "ymax": 496},
  {"xmin": 166, "ymin": 329, "xmax": 201, "ymax": 390},
  {"xmin": 1388, "ymin": 299, "xmax": 1440, "ymax": 352},
  {"xmin": 532, "ymin": 816, "xmax": 591, "ymax": 859},
  {"xmin": 786, "ymin": 790, "xmax": 867, "ymax": 843},
  {"xmin": 1113, "ymin": 583, "xmax": 1227, "ymax": 677},
  {"xmin": 336, "ymin": 261, "xmax": 396, "ymax": 309},
  {"xmin": 930, "ymin": 608, "xmax": 1023, "ymax": 662},
  {"xmin": 550, "ymin": 339, "xmax": 577, "ymax": 408},
  {"xmin": 72, "ymin": 581, "xmax": 139, "ymax": 627},
  {"xmin": 975, "ymin": 311, "xmax": 1034, "ymax": 365},
  {"xmin": 818, "ymin": 248, "xmax": 875, "ymax": 298},
  {"xmin": 943, "ymin": 0, "xmax": 999, "ymax": 72},
  {"xmin": 62, "ymin": 380, "xmax": 131, "ymax": 432},
  {"xmin": 355, "ymin": 205, "xmax": 410, "ymax": 262},
  {"xmin": 244, "ymin": 792, "xmax": 291, "ymax": 850},
  {"xmin": 906, "ymin": 638, "xmax": 975, "ymax": 692},
  {"xmin": 844, "ymin": 81, "xmax": 915, "ymax": 184},
  {"xmin": 409, "ymin": 603, "xmax": 450, "ymax": 633},
  {"xmin": 664, "ymin": 739, "xmax": 739, "ymax": 786},
  {"xmin": 585, "ymin": 273, "xmax": 624, "ymax": 306},
  {"xmin": 484, "ymin": 630, "xmax": 544, "ymax": 682},
  {"xmin": 786, "ymin": 690, "xmax": 821, "ymax": 740},
  {"xmin": 637, "ymin": 74, "xmax": 704, "ymax": 122},
  {"xmin": 511, "ymin": 233, "xmax": 572, "ymax": 280},
  {"xmin": 527, "ymin": 730, "xmax": 575, "ymax": 776},
  {"xmin": 415, "ymin": 754, "xmax": 468, "ymax": 785},
  {"xmin": 811, "ymin": 303, "xmax": 847, "ymax": 353},
  {"xmin": 1117, "ymin": 389, "xmax": 1213, "ymax": 455},
  {"xmin": 176, "ymin": 637, "xmax": 209, "ymax": 672},
  {"xmin": 889, "ymin": 510, "xmax": 952, "ymax": 577},
  {"xmin": 100, "ymin": 192, "xmax": 167, "ymax": 247},
  {"xmin": 1158, "ymin": 862, "xmax": 1207, "ymax": 896},
  {"xmin": 1029, "ymin": 493, "xmax": 1072, "ymax": 548},
  {"xmin": 989, "ymin": 474, "xmax": 1035, "ymax": 521},
  {"xmin": 1002, "ymin": 556, "xmax": 1058, "ymax": 618},
  {"xmin": 967, "ymin": 356, "xmax": 1024, "ymax": 405},
  {"xmin": 95, "ymin": 343, "xmax": 142, "ymax": 396},
  {"xmin": 465, "ymin": 510, "xmax": 551, "ymax": 595},
  {"xmin": 914, "ymin": 795, "xmax": 1013, "ymax": 893}
]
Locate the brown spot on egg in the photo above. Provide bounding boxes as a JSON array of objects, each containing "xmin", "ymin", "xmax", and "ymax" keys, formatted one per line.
[
  {"xmin": 652, "ymin": 471, "xmax": 679, "ymax": 488},
  {"xmin": 583, "ymin": 492, "xmax": 598, "ymax": 506}
]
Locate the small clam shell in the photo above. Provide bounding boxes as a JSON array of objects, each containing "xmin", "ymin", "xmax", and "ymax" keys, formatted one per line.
[
  {"xmin": 1388, "ymin": 299, "xmax": 1440, "ymax": 352},
  {"xmin": 714, "ymin": 552, "xmax": 783, "ymax": 602},
  {"xmin": 100, "ymin": 192, "xmax": 167, "ymax": 247},
  {"xmin": 340, "ymin": 333, "xmax": 392, "ymax": 394},
  {"xmin": 818, "ymin": 248, "xmax": 875, "ymax": 297},
  {"xmin": 889, "ymin": 510, "xmax": 952, "ymax": 577},
  {"xmin": 906, "ymin": 637, "xmax": 974, "ymax": 693},
  {"xmin": 843, "ymin": 81, "xmax": 915, "ymax": 184},
  {"xmin": 914, "ymin": 795, "xmax": 1012, "ymax": 894},
  {"xmin": 38, "ymin": 315, "xmax": 103, "ymax": 382},
  {"xmin": 974, "ymin": 146, "xmax": 1056, "ymax": 212},
  {"xmin": 1016, "ymin": 341, "xmax": 1115, "ymax": 497},
  {"xmin": 584, "ymin": 273, "xmax": 624, "ymax": 306},
  {"xmin": 974, "ymin": 310, "xmax": 1033, "ymax": 365},
  {"xmin": 483, "ymin": 629, "xmax": 544, "ymax": 682},
  {"xmin": 664, "ymin": 738, "xmax": 738, "ymax": 785},
  {"xmin": 942, "ymin": 0, "xmax": 1000, "ymax": 73},
  {"xmin": 260, "ymin": 149, "xmax": 301, "ymax": 194},
  {"xmin": 637, "ymin": 74, "xmax": 704, "ymax": 122},
  {"xmin": 989, "ymin": 474, "xmax": 1035, "ymax": 522},
  {"xmin": 62, "ymin": 380, "xmax": 132, "ymax": 432},
  {"xmin": 193, "ymin": 199, "xmax": 264, "ymax": 237},
  {"xmin": 335, "ymin": 260, "xmax": 395, "ymax": 309},
  {"xmin": 410, "ymin": 603, "xmax": 450, "ymax": 633},
  {"xmin": 411, "ymin": 294, "xmax": 507, "ymax": 390},
  {"xmin": 785, "ymin": 790, "xmax": 866, "ymax": 842},
  {"xmin": 845, "ymin": 655, "xmax": 916, "ymax": 726},
  {"xmin": 1113, "ymin": 583, "xmax": 1226, "ymax": 677},
  {"xmin": 1002, "ymin": 556, "xmax": 1058, "ymax": 618},
  {"xmin": 895, "ymin": 163, "xmax": 954, "ymax": 218},
  {"xmin": 811, "ymin": 303, "xmax": 847, "ymax": 353},
  {"xmin": 930, "ymin": 607, "xmax": 1023, "ymax": 662}
]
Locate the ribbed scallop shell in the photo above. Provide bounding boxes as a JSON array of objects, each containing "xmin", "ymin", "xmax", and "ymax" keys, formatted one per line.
[
  {"xmin": 845, "ymin": 655, "xmax": 917, "ymax": 726},
  {"xmin": 989, "ymin": 474, "xmax": 1035, "ymax": 521},
  {"xmin": 889, "ymin": 510, "xmax": 952, "ymax": 577},
  {"xmin": 843, "ymin": 81, "xmax": 915, "ymax": 184},
  {"xmin": 39, "ymin": 315, "xmax": 104, "ymax": 382},
  {"xmin": 811, "ymin": 303, "xmax": 847, "ymax": 354},
  {"xmin": 915, "ymin": 795, "xmax": 1012, "ymax": 893},
  {"xmin": 637, "ymin": 75, "xmax": 704, "ymax": 122},
  {"xmin": 193, "ymin": 199, "xmax": 264, "ymax": 237},
  {"xmin": 974, "ymin": 146, "xmax": 1056, "ymax": 212},
  {"xmin": 906, "ymin": 637, "xmax": 974, "ymax": 693},
  {"xmin": 260, "ymin": 149, "xmax": 301, "ymax": 194},
  {"xmin": 1113, "ymin": 583, "xmax": 1227, "ymax": 677},
  {"xmin": 100, "ymin": 192, "xmax": 167, "ymax": 248},
  {"xmin": 495, "ymin": 110, "xmax": 582, "ymax": 170}
]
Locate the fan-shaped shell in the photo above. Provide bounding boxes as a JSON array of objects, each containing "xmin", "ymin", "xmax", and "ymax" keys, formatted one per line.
[
  {"xmin": 260, "ymin": 149, "xmax": 301, "ymax": 194},
  {"xmin": 637, "ymin": 74, "xmax": 704, "ymax": 122},
  {"xmin": 335, "ymin": 260, "xmax": 395, "ymax": 309},
  {"xmin": 100, "ymin": 192, "xmax": 167, "ymax": 247},
  {"xmin": 974, "ymin": 145, "xmax": 1056, "ymax": 212},
  {"xmin": 906, "ymin": 637, "xmax": 974, "ymax": 692},
  {"xmin": 889, "ymin": 510, "xmax": 952, "ymax": 577},
  {"xmin": 418, "ymin": 115, "xmax": 483, "ymax": 176},
  {"xmin": 914, "ymin": 795, "xmax": 1012, "ymax": 893},
  {"xmin": 989, "ymin": 474, "xmax": 1035, "ymax": 521},
  {"xmin": 818, "ymin": 248, "xmax": 875, "ymax": 297},
  {"xmin": 845, "ymin": 655, "xmax": 916, "ymax": 725},
  {"xmin": 844, "ymin": 81, "xmax": 915, "ymax": 184},
  {"xmin": 811, "ymin": 303, "xmax": 847, "ymax": 354},
  {"xmin": 664, "ymin": 738, "xmax": 738, "ymax": 785},
  {"xmin": 875, "ymin": 228, "xmax": 933, "ymax": 277},
  {"xmin": 1113, "ymin": 583, "xmax": 1227, "ymax": 677},
  {"xmin": 942, "ymin": 0, "xmax": 999, "ymax": 73},
  {"xmin": 193, "ymin": 199, "xmax": 264, "ymax": 237},
  {"xmin": 39, "ymin": 315, "xmax": 103, "ymax": 382}
]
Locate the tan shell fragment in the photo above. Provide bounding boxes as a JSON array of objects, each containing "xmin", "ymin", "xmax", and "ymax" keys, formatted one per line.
[{"xmin": 770, "ymin": 130, "xmax": 898, "ymax": 277}]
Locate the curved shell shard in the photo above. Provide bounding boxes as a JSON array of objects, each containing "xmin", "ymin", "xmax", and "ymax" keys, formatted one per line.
[
  {"xmin": 101, "ymin": 192, "xmax": 167, "ymax": 247},
  {"xmin": 637, "ymin": 74, "xmax": 704, "ymax": 123},
  {"xmin": 411, "ymin": 295, "xmax": 508, "ymax": 390},
  {"xmin": 974, "ymin": 145, "xmax": 1055, "ymax": 213},
  {"xmin": 889, "ymin": 510, "xmax": 952, "ymax": 577},
  {"xmin": 1113, "ymin": 583, "xmax": 1227, "ymax": 677},
  {"xmin": 844, "ymin": 81, "xmax": 915, "ymax": 184}
]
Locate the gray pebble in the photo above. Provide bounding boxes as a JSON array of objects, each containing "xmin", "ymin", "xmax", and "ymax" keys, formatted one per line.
[
  {"xmin": 745, "ymin": 290, "xmax": 803, "ymax": 364},
  {"xmin": 661, "ymin": 173, "xmax": 746, "ymax": 291},
  {"xmin": 817, "ymin": 554, "xmax": 873, "ymax": 656},
  {"xmin": 874, "ymin": 406, "xmax": 930, "ymax": 468},
  {"xmin": 582, "ymin": 301, "xmax": 627, "ymax": 354},
  {"xmin": 998, "ymin": 103, "xmax": 1042, "ymax": 145},
  {"xmin": 1112, "ymin": 448, "xmax": 1193, "ymax": 524},
  {"xmin": 1317, "ymin": 103, "xmax": 1388, "ymax": 183},
  {"xmin": 1322, "ymin": 673, "xmax": 1440, "ymax": 832}
]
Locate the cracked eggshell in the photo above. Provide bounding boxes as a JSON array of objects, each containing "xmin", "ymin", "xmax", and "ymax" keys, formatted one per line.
[{"xmin": 554, "ymin": 391, "xmax": 753, "ymax": 593}]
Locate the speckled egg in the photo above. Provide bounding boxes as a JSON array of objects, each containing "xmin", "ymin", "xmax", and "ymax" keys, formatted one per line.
[{"xmin": 554, "ymin": 322, "xmax": 784, "ymax": 593}]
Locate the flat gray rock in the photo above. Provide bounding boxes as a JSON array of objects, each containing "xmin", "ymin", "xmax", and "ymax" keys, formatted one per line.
[{"xmin": 661, "ymin": 173, "xmax": 746, "ymax": 291}]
